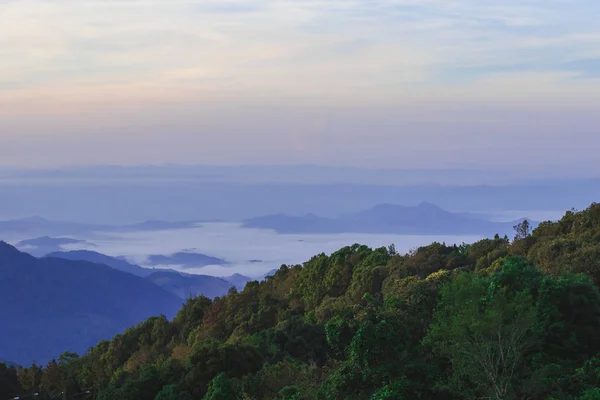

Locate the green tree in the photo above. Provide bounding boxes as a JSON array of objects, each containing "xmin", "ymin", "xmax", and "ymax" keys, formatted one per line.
[
  {"xmin": 424, "ymin": 272, "xmax": 538, "ymax": 400},
  {"xmin": 0, "ymin": 362, "xmax": 21, "ymax": 399},
  {"xmin": 513, "ymin": 219, "xmax": 532, "ymax": 241},
  {"xmin": 279, "ymin": 385, "xmax": 301, "ymax": 400},
  {"xmin": 155, "ymin": 384, "xmax": 193, "ymax": 400},
  {"xmin": 203, "ymin": 373, "xmax": 239, "ymax": 400},
  {"xmin": 18, "ymin": 363, "xmax": 43, "ymax": 394},
  {"xmin": 40, "ymin": 360, "xmax": 63, "ymax": 398},
  {"xmin": 174, "ymin": 296, "xmax": 212, "ymax": 343},
  {"xmin": 535, "ymin": 273, "xmax": 600, "ymax": 366}
]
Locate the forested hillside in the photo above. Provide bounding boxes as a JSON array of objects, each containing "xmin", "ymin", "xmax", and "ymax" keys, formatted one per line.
[
  {"xmin": 0, "ymin": 244, "xmax": 183, "ymax": 366},
  {"xmin": 3, "ymin": 203, "xmax": 600, "ymax": 400}
]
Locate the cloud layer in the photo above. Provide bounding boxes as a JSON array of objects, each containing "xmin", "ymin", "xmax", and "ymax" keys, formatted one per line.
[{"xmin": 1, "ymin": 0, "xmax": 599, "ymax": 171}]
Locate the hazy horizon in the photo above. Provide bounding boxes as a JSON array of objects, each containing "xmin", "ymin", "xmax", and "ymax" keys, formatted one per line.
[{"xmin": 1, "ymin": 163, "xmax": 600, "ymax": 187}]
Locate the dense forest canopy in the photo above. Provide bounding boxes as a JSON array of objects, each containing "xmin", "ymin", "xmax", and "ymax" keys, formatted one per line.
[{"xmin": 3, "ymin": 203, "xmax": 600, "ymax": 400}]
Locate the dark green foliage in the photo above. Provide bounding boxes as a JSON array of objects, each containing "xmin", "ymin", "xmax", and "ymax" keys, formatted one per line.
[
  {"xmin": 155, "ymin": 384, "xmax": 193, "ymax": 400},
  {"xmin": 202, "ymin": 373, "xmax": 240, "ymax": 400},
  {"xmin": 174, "ymin": 295, "xmax": 212, "ymax": 343},
  {"xmin": 10, "ymin": 203, "xmax": 600, "ymax": 399},
  {"xmin": 535, "ymin": 273, "xmax": 600, "ymax": 366},
  {"xmin": 0, "ymin": 362, "xmax": 21, "ymax": 399},
  {"xmin": 424, "ymin": 270, "xmax": 539, "ymax": 399}
]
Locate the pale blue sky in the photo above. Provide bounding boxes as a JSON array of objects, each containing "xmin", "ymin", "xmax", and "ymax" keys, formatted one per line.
[{"xmin": 1, "ymin": 0, "xmax": 599, "ymax": 173}]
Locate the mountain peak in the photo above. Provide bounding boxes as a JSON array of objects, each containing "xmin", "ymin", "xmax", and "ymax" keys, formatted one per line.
[
  {"xmin": 0, "ymin": 241, "xmax": 20, "ymax": 254},
  {"xmin": 0, "ymin": 241, "xmax": 33, "ymax": 262},
  {"xmin": 416, "ymin": 201, "xmax": 441, "ymax": 210}
]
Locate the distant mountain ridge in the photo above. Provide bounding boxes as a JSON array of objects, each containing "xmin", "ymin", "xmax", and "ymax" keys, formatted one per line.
[
  {"xmin": 0, "ymin": 176, "xmax": 595, "ymax": 225},
  {"xmin": 0, "ymin": 217, "xmax": 105, "ymax": 236},
  {"xmin": 45, "ymin": 250, "xmax": 236, "ymax": 298},
  {"xmin": 223, "ymin": 273, "xmax": 254, "ymax": 289},
  {"xmin": 147, "ymin": 252, "xmax": 228, "ymax": 268},
  {"xmin": 243, "ymin": 202, "xmax": 531, "ymax": 235},
  {"xmin": 0, "ymin": 202, "xmax": 539, "ymax": 239},
  {"xmin": 16, "ymin": 236, "xmax": 90, "ymax": 257},
  {"xmin": 119, "ymin": 220, "xmax": 202, "ymax": 231},
  {"xmin": 45, "ymin": 250, "xmax": 154, "ymax": 277},
  {"xmin": 0, "ymin": 242, "xmax": 182, "ymax": 365},
  {"xmin": 17, "ymin": 236, "xmax": 86, "ymax": 247},
  {"xmin": 0, "ymin": 217, "xmax": 204, "ymax": 238},
  {"xmin": 145, "ymin": 270, "xmax": 233, "ymax": 299}
]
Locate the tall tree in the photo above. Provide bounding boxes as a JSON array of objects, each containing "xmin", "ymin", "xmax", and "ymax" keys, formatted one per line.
[
  {"xmin": 40, "ymin": 360, "xmax": 63, "ymax": 398},
  {"xmin": 0, "ymin": 362, "xmax": 21, "ymax": 399},
  {"xmin": 424, "ymin": 272, "xmax": 538, "ymax": 400},
  {"xmin": 513, "ymin": 219, "xmax": 532, "ymax": 241}
]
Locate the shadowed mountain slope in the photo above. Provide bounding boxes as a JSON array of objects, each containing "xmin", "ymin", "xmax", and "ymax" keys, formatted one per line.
[{"xmin": 0, "ymin": 242, "xmax": 182, "ymax": 365}]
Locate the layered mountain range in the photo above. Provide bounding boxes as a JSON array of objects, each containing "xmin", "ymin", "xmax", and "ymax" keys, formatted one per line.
[{"xmin": 243, "ymin": 202, "xmax": 531, "ymax": 235}]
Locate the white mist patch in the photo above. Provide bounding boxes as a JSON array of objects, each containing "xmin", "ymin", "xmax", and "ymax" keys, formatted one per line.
[{"xmin": 61, "ymin": 222, "xmax": 483, "ymax": 278}]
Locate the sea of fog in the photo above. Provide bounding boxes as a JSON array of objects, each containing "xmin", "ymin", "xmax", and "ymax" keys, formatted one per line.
[{"xmin": 56, "ymin": 222, "xmax": 486, "ymax": 279}]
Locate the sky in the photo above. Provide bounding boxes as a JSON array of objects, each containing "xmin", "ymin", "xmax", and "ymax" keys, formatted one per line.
[{"xmin": 1, "ymin": 0, "xmax": 600, "ymax": 174}]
